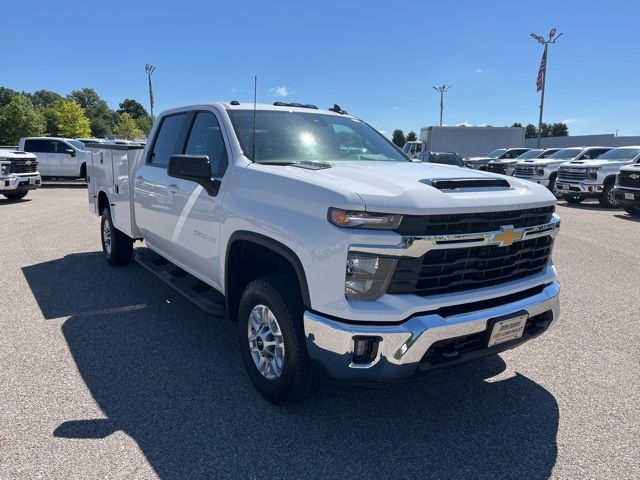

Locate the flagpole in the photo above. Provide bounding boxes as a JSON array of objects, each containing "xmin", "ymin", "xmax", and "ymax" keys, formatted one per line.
[{"xmin": 537, "ymin": 43, "xmax": 548, "ymax": 149}]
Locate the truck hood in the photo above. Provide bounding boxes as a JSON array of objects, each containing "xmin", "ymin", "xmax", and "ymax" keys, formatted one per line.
[
  {"xmin": 251, "ymin": 161, "xmax": 556, "ymax": 214},
  {"xmin": 464, "ymin": 156, "xmax": 492, "ymax": 163},
  {"xmin": 518, "ymin": 158, "xmax": 572, "ymax": 167},
  {"xmin": 560, "ymin": 159, "xmax": 632, "ymax": 168}
]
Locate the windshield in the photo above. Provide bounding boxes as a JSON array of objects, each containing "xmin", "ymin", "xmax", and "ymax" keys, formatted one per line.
[
  {"xmin": 228, "ymin": 110, "xmax": 408, "ymax": 163},
  {"xmin": 548, "ymin": 148, "xmax": 583, "ymax": 159},
  {"xmin": 424, "ymin": 153, "xmax": 462, "ymax": 166},
  {"xmin": 516, "ymin": 149, "xmax": 543, "ymax": 159},
  {"xmin": 68, "ymin": 140, "xmax": 85, "ymax": 150},
  {"xmin": 595, "ymin": 148, "xmax": 640, "ymax": 161},
  {"xmin": 485, "ymin": 149, "xmax": 507, "ymax": 158}
]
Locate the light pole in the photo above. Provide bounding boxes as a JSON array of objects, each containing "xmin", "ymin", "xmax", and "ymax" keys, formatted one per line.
[
  {"xmin": 145, "ymin": 64, "xmax": 156, "ymax": 121},
  {"xmin": 433, "ymin": 84, "xmax": 451, "ymax": 126},
  {"xmin": 530, "ymin": 28, "xmax": 562, "ymax": 147}
]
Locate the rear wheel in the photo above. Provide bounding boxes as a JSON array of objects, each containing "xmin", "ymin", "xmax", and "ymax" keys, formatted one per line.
[
  {"xmin": 100, "ymin": 207, "xmax": 133, "ymax": 266},
  {"xmin": 563, "ymin": 195, "xmax": 584, "ymax": 204},
  {"xmin": 599, "ymin": 182, "xmax": 619, "ymax": 208},
  {"xmin": 237, "ymin": 275, "xmax": 316, "ymax": 405},
  {"xmin": 3, "ymin": 191, "xmax": 28, "ymax": 200},
  {"xmin": 623, "ymin": 206, "xmax": 640, "ymax": 217}
]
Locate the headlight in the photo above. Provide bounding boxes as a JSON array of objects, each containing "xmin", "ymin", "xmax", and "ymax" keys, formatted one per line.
[
  {"xmin": 345, "ymin": 252, "xmax": 397, "ymax": 300},
  {"xmin": 536, "ymin": 166, "xmax": 545, "ymax": 175},
  {"xmin": 587, "ymin": 167, "xmax": 599, "ymax": 179},
  {"xmin": 328, "ymin": 208, "xmax": 402, "ymax": 230},
  {"xmin": 0, "ymin": 162, "xmax": 8, "ymax": 175}
]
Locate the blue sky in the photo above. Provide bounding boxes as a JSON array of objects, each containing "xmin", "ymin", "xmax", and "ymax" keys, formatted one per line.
[{"xmin": 3, "ymin": 0, "xmax": 639, "ymax": 137}]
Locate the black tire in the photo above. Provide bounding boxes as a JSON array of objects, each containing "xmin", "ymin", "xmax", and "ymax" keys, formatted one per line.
[
  {"xmin": 563, "ymin": 195, "xmax": 584, "ymax": 204},
  {"xmin": 599, "ymin": 182, "xmax": 619, "ymax": 208},
  {"xmin": 237, "ymin": 275, "xmax": 316, "ymax": 405},
  {"xmin": 3, "ymin": 191, "xmax": 28, "ymax": 200},
  {"xmin": 623, "ymin": 206, "xmax": 640, "ymax": 217},
  {"xmin": 100, "ymin": 207, "xmax": 133, "ymax": 266},
  {"xmin": 548, "ymin": 173, "xmax": 557, "ymax": 194}
]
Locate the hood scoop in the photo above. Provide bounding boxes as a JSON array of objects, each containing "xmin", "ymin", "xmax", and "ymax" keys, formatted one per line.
[
  {"xmin": 292, "ymin": 161, "xmax": 332, "ymax": 170},
  {"xmin": 422, "ymin": 178, "xmax": 511, "ymax": 191},
  {"xmin": 569, "ymin": 161, "xmax": 585, "ymax": 164}
]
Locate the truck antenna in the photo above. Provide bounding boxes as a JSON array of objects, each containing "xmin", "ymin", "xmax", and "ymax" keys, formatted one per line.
[{"xmin": 252, "ymin": 75, "xmax": 257, "ymax": 162}]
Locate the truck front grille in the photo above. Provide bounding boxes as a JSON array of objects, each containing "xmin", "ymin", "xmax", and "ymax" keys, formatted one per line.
[
  {"xmin": 558, "ymin": 168, "xmax": 588, "ymax": 181},
  {"xmin": 396, "ymin": 206, "xmax": 554, "ymax": 236},
  {"xmin": 514, "ymin": 165, "xmax": 535, "ymax": 176},
  {"xmin": 487, "ymin": 163, "xmax": 508, "ymax": 175},
  {"xmin": 7, "ymin": 162, "xmax": 38, "ymax": 174},
  {"xmin": 618, "ymin": 170, "xmax": 640, "ymax": 189},
  {"xmin": 386, "ymin": 235, "xmax": 553, "ymax": 297}
]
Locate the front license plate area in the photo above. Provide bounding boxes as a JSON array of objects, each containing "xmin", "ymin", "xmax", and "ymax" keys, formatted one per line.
[
  {"xmin": 625, "ymin": 193, "xmax": 635, "ymax": 200},
  {"xmin": 488, "ymin": 314, "xmax": 528, "ymax": 347}
]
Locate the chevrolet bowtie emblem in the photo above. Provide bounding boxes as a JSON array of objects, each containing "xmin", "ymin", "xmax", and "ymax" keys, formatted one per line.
[
  {"xmin": 630, "ymin": 173, "xmax": 640, "ymax": 180},
  {"xmin": 488, "ymin": 226, "xmax": 525, "ymax": 247}
]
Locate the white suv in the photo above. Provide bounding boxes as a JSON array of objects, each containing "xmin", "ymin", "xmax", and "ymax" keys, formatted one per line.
[{"xmin": 19, "ymin": 137, "xmax": 87, "ymax": 179}]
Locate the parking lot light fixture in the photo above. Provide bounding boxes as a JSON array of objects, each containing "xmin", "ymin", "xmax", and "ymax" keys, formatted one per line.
[
  {"xmin": 530, "ymin": 29, "xmax": 563, "ymax": 148},
  {"xmin": 433, "ymin": 84, "xmax": 451, "ymax": 127}
]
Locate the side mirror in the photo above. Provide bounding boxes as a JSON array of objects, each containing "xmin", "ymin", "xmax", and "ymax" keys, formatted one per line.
[
  {"xmin": 168, "ymin": 154, "xmax": 221, "ymax": 196},
  {"xmin": 65, "ymin": 148, "xmax": 76, "ymax": 157}
]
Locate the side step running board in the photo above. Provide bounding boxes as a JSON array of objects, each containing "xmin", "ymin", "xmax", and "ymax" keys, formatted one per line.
[{"xmin": 135, "ymin": 248, "xmax": 226, "ymax": 318}]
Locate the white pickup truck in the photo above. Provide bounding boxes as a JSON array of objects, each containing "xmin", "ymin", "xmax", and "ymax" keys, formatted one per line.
[
  {"xmin": 556, "ymin": 146, "xmax": 640, "ymax": 207},
  {"xmin": 87, "ymin": 102, "xmax": 561, "ymax": 404},
  {"xmin": 0, "ymin": 149, "xmax": 41, "ymax": 200}
]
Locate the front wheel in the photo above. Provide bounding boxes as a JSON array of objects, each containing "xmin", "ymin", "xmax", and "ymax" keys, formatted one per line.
[
  {"xmin": 563, "ymin": 195, "xmax": 584, "ymax": 204},
  {"xmin": 3, "ymin": 191, "xmax": 28, "ymax": 200},
  {"xmin": 623, "ymin": 206, "xmax": 640, "ymax": 217},
  {"xmin": 599, "ymin": 183, "xmax": 619, "ymax": 208},
  {"xmin": 101, "ymin": 207, "xmax": 133, "ymax": 266},
  {"xmin": 237, "ymin": 276, "xmax": 316, "ymax": 405}
]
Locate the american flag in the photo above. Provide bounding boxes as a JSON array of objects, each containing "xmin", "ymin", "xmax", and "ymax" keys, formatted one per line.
[{"xmin": 536, "ymin": 47, "xmax": 547, "ymax": 92}]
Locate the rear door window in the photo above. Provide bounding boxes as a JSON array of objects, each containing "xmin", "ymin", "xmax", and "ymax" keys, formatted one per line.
[
  {"xmin": 148, "ymin": 113, "xmax": 189, "ymax": 167},
  {"xmin": 184, "ymin": 112, "xmax": 228, "ymax": 176}
]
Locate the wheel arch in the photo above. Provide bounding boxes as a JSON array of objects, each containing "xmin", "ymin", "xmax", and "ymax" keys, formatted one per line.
[
  {"xmin": 225, "ymin": 231, "xmax": 311, "ymax": 320},
  {"xmin": 97, "ymin": 190, "xmax": 110, "ymax": 215}
]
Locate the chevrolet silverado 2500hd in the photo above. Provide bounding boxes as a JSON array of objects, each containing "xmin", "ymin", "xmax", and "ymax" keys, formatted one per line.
[
  {"xmin": 515, "ymin": 146, "xmax": 611, "ymax": 195},
  {"xmin": 0, "ymin": 149, "xmax": 41, "ymax": 200},
  {"xmin": 556, "ymin": 146, "xmax": 640, "ymax": 207},
  {"xmin": 613, "ymin": 160, "xmax": 640, "ymax": 216},
  {"xmin": 87, "ymin": 102, "xmax": 561, "ymax": 404}
]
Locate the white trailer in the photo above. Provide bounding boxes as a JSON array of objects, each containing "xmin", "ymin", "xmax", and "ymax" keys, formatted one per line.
[{"xmin": 404, "ymin": 126, "xmax": 525, "ymax": 159}]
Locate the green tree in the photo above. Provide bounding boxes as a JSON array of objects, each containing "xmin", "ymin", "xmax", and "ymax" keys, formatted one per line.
[
  {"xmin": 539, "ymin": 122, "xmax": 552, "ymax": 137},
  {"xmin": 68, "ymin": 88, "xmax": 115, "ymax": 137},
  {"xmin": 511, "ymin": 122, "xmax": 523, "ymax": 128},
  {"xmin": 134, "ymin": 115, "xmax": 153, "ymax": 135},
  {"xmin": 55, "ymin": 100, "xmax": 92, "ymax": 138},
  {"xmin": 0, "ymin": 95, "xmax": 46, "ymax": 144},
  {"xmin": 31, "ymin": 89, "xmax": 64, "ymax": 110},
  {"xmin": 550, "ymin": 122, "xmax": 569, "ymax": 137},
  {"xmin": 113, "ymin": 112, "xmax": 144, "ymax": 139},
  {"xmin": 118, "ymin": 98, "xmax": 148, "ymax": 119},
  {"xmin": 525, "ymin": 124, "xmax": 537, "ymax": 139},
  {"xmin": 0, "ymin": 87, "xmax": 18, "ymax": 108},
  {"xmin": 406, "ymin": 131, "xmax": 417, "ymax": 142},
  {"xmin": 392, "ymin": 129, "xmax": 406, "ymax": 147}
]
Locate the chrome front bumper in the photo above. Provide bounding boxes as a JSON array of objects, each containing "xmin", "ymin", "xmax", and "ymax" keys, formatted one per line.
[
  {"xmin": 304, "ymin": 281, "xmax": 560, "ymax": 382},
  {"xmin": 555, "ymin": 181, "xmax": 603, "ymax": 195},
  {"xmin": 0, "ymin": 173, "xmax": 41, "ymax": 192}
]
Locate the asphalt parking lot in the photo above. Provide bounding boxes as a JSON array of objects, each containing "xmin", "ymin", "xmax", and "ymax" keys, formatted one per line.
[{"xmin": 1, "ymin": 185, "xmax": 638, "ymax": 480}]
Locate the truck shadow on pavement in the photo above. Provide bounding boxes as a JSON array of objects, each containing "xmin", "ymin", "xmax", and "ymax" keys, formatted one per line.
[{"xmin": 23, "ymin": 252, "xmax": 559, "ymax": 480}]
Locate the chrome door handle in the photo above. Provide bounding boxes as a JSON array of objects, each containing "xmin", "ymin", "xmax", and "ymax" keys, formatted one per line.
[{"xmin": 168, "ymin": 184, "xmax": 179, "ymax": 194}]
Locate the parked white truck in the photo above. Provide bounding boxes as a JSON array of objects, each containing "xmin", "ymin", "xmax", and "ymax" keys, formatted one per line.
[
  {"xmin": 19, "ymin": 137, "xmax": 87, "ymax": 179},
  {"xmin": 514, "ymin": 146, "xmax": 611, "ymax": 194},
  {"xmin": 612, "ymin": 159, "xmax": 640, "ymax": 216},
  {"xmin": 556, "ymin": 146, "xmax": 640, "ymax": 207},
  {"xmin": 0, "ymin": 149, "xmax": 41, "ymax": 200},
  {"xmin": 404, "ymin": 126, "xmax": 525, "ymax": 160},
  {"xmin": 87, "ymin": 102, "xmax": 561, "ymax": 404}
]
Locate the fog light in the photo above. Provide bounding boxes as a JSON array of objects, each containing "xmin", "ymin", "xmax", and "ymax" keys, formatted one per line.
[{"xmin": 352, "ymin": 336, "xmax": 381, "ymax": 364}]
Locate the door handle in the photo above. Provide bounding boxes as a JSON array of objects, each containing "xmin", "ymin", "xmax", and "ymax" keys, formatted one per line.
[{"xmin": 168, "ymin": 183, "xmax": 179, "ymax": 194}]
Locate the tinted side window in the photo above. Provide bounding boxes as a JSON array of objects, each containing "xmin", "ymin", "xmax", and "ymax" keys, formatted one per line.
[
  {"xmin": 184, "ymin": 112, "xmax": 228, "ymax": 176},
  {"xmin": 149, "ymin": 114, "xmax": 188, "ymax": 167},
  {"xmin": 24, "ymin": 139, "xmax": 49, "ymax": 153}
]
